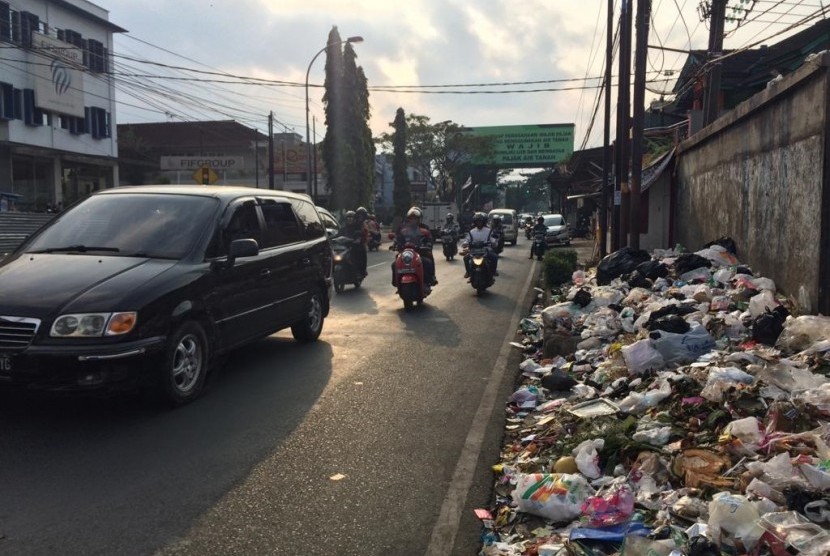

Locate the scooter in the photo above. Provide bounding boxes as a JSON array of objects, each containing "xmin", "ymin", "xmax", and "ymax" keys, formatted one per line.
[
  {"xmin": 441, "ymin": 228, "xmax": 458, "ymax": 261},
  {"xmin": 525, "ymin": 223, "xmax": 533, "ymax": 240},
  {"xmin": 331, "ymin": 236, "xmax": 364, "ymax": 293},
  {"xmin": 467, "ymin": 241, "xmax": 495, "ymax": 296},
  {"xmin": 492, "ymin": 229, "xmax": 505, "ymax": 254},
  {"xmin": 391, "ymin": 241, "xmax": 431, "ymax": 310}
]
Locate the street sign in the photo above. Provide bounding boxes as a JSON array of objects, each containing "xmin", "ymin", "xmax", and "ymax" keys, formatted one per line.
[{"xmin": 192, "ymin": 166, "xmax": 218, "ymax": 185}]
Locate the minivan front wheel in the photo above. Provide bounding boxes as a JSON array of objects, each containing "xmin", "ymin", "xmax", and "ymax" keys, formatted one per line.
[
  {"xmin": 157, "ymin": 321, "xmax": 208, "ymax": 406},
  {"xmin": 291, "ymin": 289, "xmax": 324, "ymax": 342}
]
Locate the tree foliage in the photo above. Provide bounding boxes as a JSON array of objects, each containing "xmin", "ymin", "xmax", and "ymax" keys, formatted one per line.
[
  {"xmin": 376, "ymin": 114, "xmax": 496, "ymax": 207},
  {"xmin": 391, "ymin": 108, "xmax": 411, "ymax": 219},
  {"xmin": 321, "ymin": 26, "xmax": 375, "ymax": 211}
]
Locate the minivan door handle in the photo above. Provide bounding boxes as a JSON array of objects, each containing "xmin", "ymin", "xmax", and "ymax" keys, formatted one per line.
[{"xmin": 260, "ymin": 269, "xmax": 271, "ymax": 278}]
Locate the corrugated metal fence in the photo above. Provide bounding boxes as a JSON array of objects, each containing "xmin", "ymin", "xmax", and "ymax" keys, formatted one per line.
[{"xmin": 0, "ymin": 213, "xmax": 55, "ymax": 254}]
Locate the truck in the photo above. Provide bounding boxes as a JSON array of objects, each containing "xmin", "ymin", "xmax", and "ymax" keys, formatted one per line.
[{"xmin": 420, "ymin": 202, "xmax": 455, "ymax": 239}]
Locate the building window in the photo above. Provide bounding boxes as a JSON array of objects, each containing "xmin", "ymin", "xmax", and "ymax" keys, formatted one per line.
[
  {"xmin": 87, "ymin": 107, "xmax": 109, "ymax": 139},
  {"xmin": 87, "ymin": 39, "xmax": 106, "ymax": 73},
  {"xmin": 0, "ymin": 2, "xmax": 10, "ymax": 42},
  {"xmin": 0, "ymin": 82, "xmax": 13, "ymax": 120},
  {"xmin": 23, "ymin": 89, "xmax": 43, "ymax": 126},
  {"xmin": 19, "ymin": 11, "xmax": 38, "ymax": 47}
]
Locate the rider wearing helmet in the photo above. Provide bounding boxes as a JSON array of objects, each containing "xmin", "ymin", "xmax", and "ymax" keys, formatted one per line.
[
  {"xmin": 530, "ymin": 215, "xmax": 548, "ymax": 259},
  {"xmin": 442, "ymin": 213, "xmax": 459, "ymax": 242},
  {"xmin": 392, "ymin": 206, "xmax": 437, "ymax": 290},
  {"xmin": 344, "ymin": 210, "xmax": 369, "ymax": 277},
  {"xmin": 462, "ymin": 212, "xmax": 498, "ymax": 278}
]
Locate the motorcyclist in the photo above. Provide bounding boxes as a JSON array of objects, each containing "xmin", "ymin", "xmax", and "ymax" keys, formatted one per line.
[
  {"xmin": 392, "ymin": 206, "xmax": 437, "ymax": 290},
  {"xmin": 490, "ymin": 214, "xmax": 504, "ymax": 252},
  {"xmin": 343, "ymin": 210, "xmax": 368, "ymax": 278},
  {"xmin": 530, "ymin": 215, "xmax": 548, "ymax": 259},
  {"xmin": 442, "ymin": 213, "xmax": 459, "ymax": 241},
  {"xmin": 462, "ymin": 212, "xmax": 499, "ymax": 278},
  {"xmin": 365, "ymin": 212, "xmax": 381, "ymax": 249}
]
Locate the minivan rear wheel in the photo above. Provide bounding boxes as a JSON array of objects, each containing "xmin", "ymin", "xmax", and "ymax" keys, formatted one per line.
[
  {"xmin": 157, "ymin": 321, "xmax": 208, "ymax": 406},
  {"xmin": 291, "ymin": 289, "xmax": 324, "ymax": 342}
]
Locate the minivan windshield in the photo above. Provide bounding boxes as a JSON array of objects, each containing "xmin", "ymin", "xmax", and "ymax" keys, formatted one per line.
[
  {"xmin": 26, "ymin": 193, "xmax": 219, "ymax": 259},
  {"xmin": 544, "ymin": 215, "xmax": 565, "ymax": 227}
]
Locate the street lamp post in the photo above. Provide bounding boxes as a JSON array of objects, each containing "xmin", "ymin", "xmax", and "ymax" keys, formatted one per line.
[{"xmin": 305, "ymin": 35, "xmax": 363, "ymax": 203}]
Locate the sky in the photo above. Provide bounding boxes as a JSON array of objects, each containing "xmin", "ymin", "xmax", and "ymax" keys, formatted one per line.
[{"xmin": 104, "ymin": 0, "xmax": 826, "ymax": 153}]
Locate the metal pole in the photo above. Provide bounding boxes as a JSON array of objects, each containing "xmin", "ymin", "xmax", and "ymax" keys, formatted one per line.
[
  {"xmin": 255, "ymin": 125, "xmax": 259, "ymax": 188},
  {"xmin": 313, "ymin": 116, "xmax": 319, "ymax": 203},
  {"xmin": 268, "ymin": 111, "xmax": 274, "ymax": 190},
  {"xmin": 703, "ymin": 0, "xmax": 727, "ymax": 126},
  {"xmin": 600, "ymin": 0, "xmax": 613, "ymax": 258},
  {"xmin": 618, "ymin": 0, "xmax": 632, "ymax": 247},
  {"xmin": 629, "ymin": 0, "xmax": 651, "ymax": 250}
]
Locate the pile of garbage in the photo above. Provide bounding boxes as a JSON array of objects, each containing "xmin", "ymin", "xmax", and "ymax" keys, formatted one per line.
[{"xmin": 479, "ymin": 241, "xmax": 830, "ymax": 556}]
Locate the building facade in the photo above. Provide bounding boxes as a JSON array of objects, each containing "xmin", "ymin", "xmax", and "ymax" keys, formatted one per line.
[{"xmin": 0, "ymin": 0, "xmax": 124, "ymax": 212}]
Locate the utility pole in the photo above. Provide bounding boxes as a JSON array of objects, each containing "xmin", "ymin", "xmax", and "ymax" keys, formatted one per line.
[
  {"xmin": 614, "ymin": 0, "xmax": 633, "ymax": 249},
  {"xmin": 703, "ymin": 0, "xmax": 727, "ymax": 126},
  {"xmin": 255, "ymin": 126, "xmax": 259, "ymax": 188},
  {"xmin": 268, "ymin": 111, "xmax": 274, "ymax": 189},
  {"xmin": 600, "ymin": 0, "xmax": 613, "ymax": 258},
  {"xmin": 312, "ymin": 116, "xmax": 319, "ymax": 203},
  {"xmin": 629, "ymin": 0, "xmax": 651, "ymax": 250}
]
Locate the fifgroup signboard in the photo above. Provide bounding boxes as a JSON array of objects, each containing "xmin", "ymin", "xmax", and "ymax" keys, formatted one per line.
[{"xmin": 464, "ymin": 124, "xmax": 574, "ymax": 168}]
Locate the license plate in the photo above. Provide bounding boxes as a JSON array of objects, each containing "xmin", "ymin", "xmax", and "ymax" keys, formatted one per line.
[{"xmin": 0, "ymin": 354, "xmax": 11, "ymax": 374}]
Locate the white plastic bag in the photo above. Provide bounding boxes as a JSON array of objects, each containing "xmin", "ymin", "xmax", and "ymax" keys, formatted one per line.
[
  {"xmin": 723, "ymin": 417, "xmax": 763, "ymax": 453},
  {"xmin": 622, "ymin": 339, "xmax": 666, "ymax": 375},
  {"xmin": 707, "ymin": 492, "xmax": 765, "ymax": 551},
  {"xmin": 700, "ymin": 366, "xmax": 755, "ymax": 402},
  {"xmin": 573, "ymin": 439, "xmax": 604, "ymax": 479},
  {"xmin": 650, "ymin": 322, "xmax": 715, "ymax": 366},
  {"xmin": 776, "ymin": 315, "xmax": 830, "ymax": 353},
  {"xmin": 748, "ymin": 290, "xmax": 778, "ymax": 318},
  {"xmin": 512, "ymin": 473, "xmax": 595, "ymax": 522}
]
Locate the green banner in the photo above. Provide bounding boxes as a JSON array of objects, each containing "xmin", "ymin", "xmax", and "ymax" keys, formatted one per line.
[{"xmin": 465, "ymin": 124, "xmax": 574, "ymax": 167}]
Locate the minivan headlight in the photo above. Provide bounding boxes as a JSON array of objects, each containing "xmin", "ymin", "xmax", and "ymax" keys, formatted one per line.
[{"xmin": 51, "ymin": 312, "xmax": 137, "ymax": 337}]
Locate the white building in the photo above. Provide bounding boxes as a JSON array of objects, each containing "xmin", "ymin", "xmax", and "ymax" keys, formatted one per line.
[{"xmin": 0, "ymin": 0, "xmax": 124, "ymax": 211}]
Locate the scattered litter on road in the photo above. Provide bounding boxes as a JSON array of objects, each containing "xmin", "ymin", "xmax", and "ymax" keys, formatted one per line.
[{"xmin": 480, "ymin": 241, "xmax": 830, "ymax": 555}]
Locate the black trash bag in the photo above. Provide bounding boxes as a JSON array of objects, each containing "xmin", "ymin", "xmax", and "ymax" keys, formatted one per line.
[
  {"xmin": 687, "ymin": 536, "xmax": 720, "ymax": 556},
  {"xmin": 572, "ymin": 288, "xmax": 592, "ymax": 308},
  {"xmin": 627, "ymin": 270, "xmax": 650, "ymax": 289},
  {"xmin": 704, "ymin": 236, "xmax": 737, "ymax": 255},
  {"xmin": 674, "ymin": 253, "xmax": 712, "ymax": 276},
  {"xmin": 752, "ymin": 305, "xmax": 790, "ymax": 345},
  {"xmin": 541, "ymin": 369, "xmax": 577, "ymax": 392},
  {"xmin": 596, "ymin": 247, "xmax": 651, "ymax": 285},
  {"xmin": 647, "ymin": 304, "xmax": 696, "ymax": 324},
  {"xmin": 647, "ymin": 314, "xmax": 690, "ymax": 334},
  {"xmin": 636, "ymin": 260, "xmax": 669, "ymax": 280},
  {"xmin": 736, "ymin": 265, "xmax": 753, "ymax": 276}
]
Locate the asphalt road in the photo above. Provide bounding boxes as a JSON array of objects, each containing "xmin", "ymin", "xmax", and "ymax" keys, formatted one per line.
[{"xmin": 0, "ymin": 236, "xmax": 591, "ymax": 556}]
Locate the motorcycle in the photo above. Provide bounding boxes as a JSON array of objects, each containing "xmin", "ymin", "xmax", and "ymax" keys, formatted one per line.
[
  {"xmin": 441, "ymin": 228, "xmax": 458, "ymax": 261},
  {"xmin": 391, "ymin": 241, "xmax": 431, "ymax": 310},
  {"xmin": 331, "ymin": 236, "xmax": 364, "ymax": 293},
  {"xmin": 531, "ymin": 233, "xmax": 547, "ymax": 261},
  {"xmin": 467, "ymin": 241, "xmax": 495, "ymax": 296},
  {"xmin": 525, "ymin": 223, "xmax": 533, "ymax": 240},
  {"xmin": 492, "ymin": 228, "xmax": 505, "ymax": 254}
]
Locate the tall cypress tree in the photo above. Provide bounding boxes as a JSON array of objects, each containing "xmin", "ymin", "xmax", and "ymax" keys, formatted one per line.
[
  {"xmin": 322, "ymin": 26, "xmax": 345, "ymax": 209},
  {"xmin": 392, "ymin": 108, "xmax": 411, "ymax": 219}
]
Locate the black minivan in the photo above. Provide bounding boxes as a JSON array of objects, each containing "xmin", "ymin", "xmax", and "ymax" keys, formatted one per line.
[{"xmin": 0, "ymin": 186, "xmax": 334, "ymax": 405}]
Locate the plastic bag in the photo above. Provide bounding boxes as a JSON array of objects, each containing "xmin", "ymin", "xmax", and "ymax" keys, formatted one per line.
[
  {"xmin": 707, "ymin": 492, "xmax": 765, "ymax": 551},
  {"xmin": 674, "ymin": 253, "xmax": 712, "ymax": 275},
  {"xmin": 512, "ymin": 473, "xmax": 594, "ymax": 522},
  {"xmin": 696, "ymin": 244, "xmax": 738, "ymax": 267},
  {"xmin": 622, "ymin": 339, "xmax": 666, "ymax": 375},
  {"xmin": 650, "ymin": 322, "xmax": 715, "ymax": 366},
  {"xmin": 700, "ymin": 366, "xmax": 755, "ymax": 402},
  {"xmin": 776, "ymin": 315, "xmax": 830, "ymax": 353},
  {"xmin": 573, "ymin": 439, "xmax": 604, "ymax": 479},
  {"xmin": 581, "ymin": 483, "xmax": 635, "ymax": 527},
  {"xmin": 596, "ymin": 247, "xmax": 651, "ymax": 285},
  {"xmin": 748, "ymin": 290, "xmax": 778, "ymax": 318},
  {"xmin": 616, "ymin": 379, "xmax": 672, "ymax": 414},
  {"xmin": 632, "ymin": 425, "xmax": 672, "ymax": 446},
  {"xmin": 636, "ymin": 259, "xmax": 669, "ymax": 280},
  {"xmin": 723, "ymin": 417, "xmax": 763, "ymax": 453},
  {"xmin": 760, "ymin": 511, "xmax": 830, "ymax": 555},
  {"xmin": 751, "ymin": 306, "xmax": 789, "ymax": 345}
]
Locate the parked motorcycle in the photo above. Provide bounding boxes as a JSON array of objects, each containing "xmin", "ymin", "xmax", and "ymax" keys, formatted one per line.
[
  {"xmin": 441, "ymin": 228, "xmax": 458, "ymax": 261},
  {"xmin": 332, "ymin": 236, "xmax": 364, "ymax": 293},
  {"xmin": 392, "ymin": 241, "xmax": 431, "ymax": 310},
  {"xmin": 467, "ymin": 241, "xmax": 495, "ymax": 296}
]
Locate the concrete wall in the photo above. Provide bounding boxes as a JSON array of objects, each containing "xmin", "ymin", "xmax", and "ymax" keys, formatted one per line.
[{"xmin": 675, "ymin": 54, "xmax": 830, "ymax": 314}]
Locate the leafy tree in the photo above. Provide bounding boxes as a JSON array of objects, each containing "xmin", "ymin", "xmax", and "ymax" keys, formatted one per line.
[
  {"xmin": 391, "ymin": 108, "xmax": 411, "ymax": 219},
  {"xmin": 322, "ymin": 27, "xmax": 346, "ymax": 209},
  {"xmin": 376, "ymin": 114, "xmax": 496, "ymax": 208}
]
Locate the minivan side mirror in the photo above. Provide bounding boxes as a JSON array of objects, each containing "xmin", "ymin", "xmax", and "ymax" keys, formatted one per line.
[{"xmin": 221, "ymin": 238, "xmax": 259, "ymax": 269}]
